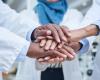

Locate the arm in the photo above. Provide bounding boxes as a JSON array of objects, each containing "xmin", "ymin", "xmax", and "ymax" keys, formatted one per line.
[
  {"xmin": 0, "ymin": 0, "xmax": 38, "ymax": 39},
  {"xmin": 0, "ymin": 27, "xmax": 64, "ymax": 71},
  {"xmin": 0, "ymin": 27, "xmax": 30, "ymax": 71}
]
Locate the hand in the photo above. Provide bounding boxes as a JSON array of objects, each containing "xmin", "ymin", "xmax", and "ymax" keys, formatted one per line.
[
  {"xmin": 27, "ymin": 42, "xmax": 67, "ymax": 59},
  {"xmin": 34, "ymin": 24, "xmax": 70, "ymax": 43},
  {"xmin": 60, "ymin": 25, "xmax": 99, "ymax": 42},
  {"xmin": 32, "ymin": 26, "xmax": 52, "ymax": 39},
  {"xmin": 68, "ymin": 42, "xmax": 81, "ymax": 52},
  {"xmin": 37, "ymin": 44, "xmax": 76, "ymax": 64},
  {"xmin": 68, "ymin": 29, "xmax": 87, "ymax": 42}
]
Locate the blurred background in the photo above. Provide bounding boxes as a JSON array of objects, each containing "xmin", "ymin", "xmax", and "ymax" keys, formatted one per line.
[{"xmin": 1, "ymin": 0, "xmax": 100, "ymax": 80}]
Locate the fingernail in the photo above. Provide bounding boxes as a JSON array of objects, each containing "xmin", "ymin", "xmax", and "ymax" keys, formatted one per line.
[
  {"xmin": 68, "ymin": 33, "xmax": 71, "ymax": 37},
  {"xmin": 58, "ymin": 45, "xmax": 62, "ymax": 49},
  {"xmin": 72, "ymin": 52, "xmax": 76, "ymax": 55},
  {"xmin": 38, "ymin": 58, "xmax": 44, "ymax": 62},
  {"xmin": 50, "ymin": 47, "xmax": 54, "ymax": 50},
  {"xmin": 47, "ymin": 30, "xmax": 51, "ymax": 35},
  {"xmin": 58, "ymin": 40, "xmax": 61, "ymax": 43},
  {"xmin": 64, "ymin": 55, "xmax": 67, "ymax": 58},
  {"xmin": 40, "ymin": 62, "xmax": 46, "ymax": 64},
  {"xmin": 60, "ymin": 58, "xmax": 64, "ymax": 61},
  {"xmin": 40, "ymin": 43, "xmax": 44, "ymax": 47},
  {"xmin": 63, "ymin": 37, "xmax": 67, "ymax": 41},
  {"xmin": 70, "ymin": 55, "xmax": 74, "ymax": 58},
  {"xmin": 45, "ymin": 47, "xmax": 49, "ymax": 50},
  {"xmin": 45, "ymin": 57, "xmax": 50, "ymax": 60}
]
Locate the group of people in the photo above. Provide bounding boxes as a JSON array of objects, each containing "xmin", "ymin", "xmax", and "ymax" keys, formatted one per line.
[{"xmin": 0, "ymin": 0, "xmax": 100, "ymax": 80}]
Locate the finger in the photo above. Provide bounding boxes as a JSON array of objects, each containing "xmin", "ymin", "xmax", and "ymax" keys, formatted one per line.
[
  {"xmin": 35, "ymin": 36, "xmax": 46, "ymax": 42},
  {"xmin": 46, "ymin": 36, "xmax": 53, "ymax": 40},
  {"xmin": 37, "ymin": 36, "xmax": 46, "ymax": 40},
  {"xmin": 63, "ymin": 45, "xmax": 76, "ymax": 56},
  {"xmin": 38, "ymin": 58, "xmax": 44, "ymax": 62},
  {"xmin": 59, "ymin": 58, "xmax": 64, "ymax": 62},
  {"xmin": 53, "ymin": 57, "xmax": 63, "ymax": 63},
  {"xmin": 50, "ymin": 41, "xmax": 57, "ymax": 50},
  {"xmin": 47, "ymin": 24, "xmax": 61, "ymax": 43},
  {"xmin": 47, "ymin": 57, "xmax": 64, "ymax": 63},
  {"xmin": 44, "ymin": 56, "xmax": 51, "ymax": 60},
  {"xmin": 58, "ymin": 42, "xmax": 65, "ymax": 49},
  {"xmin": 53, "ymin": 50, "xmax": 67, "ymax": 59},
  {"xmin": 35, "ymin": 30, "xmax": 52, "ymax": 37},
  {"xmin": 61, "ymin": 27, "xmax": 71, "ymax": 38},
  {"xmin": 40, "ymin": 39, "xmax": 46, "ymax": 47},
  {"xmin": 59, "ymin": 48, "xmax": 74, "ymax": 59},
  {"xmin": 48, "ymin": 59, "xmax": 55, "ymax": 64},
  {"xmin": 55, "ymin": 26, "xmax": 67, "ymax": 42},
  {"xmin": 45, "ymin": 40, "xmax": 53, "ymax": 50},
  {"xmin": 66, "ymin": 57, "xmax": 75, "ymax": 61}
]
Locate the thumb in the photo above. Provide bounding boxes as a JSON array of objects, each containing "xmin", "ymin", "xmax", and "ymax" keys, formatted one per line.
[{"xmin": 35, "ymin": 30, "xmax": 52, "ymax": 38}]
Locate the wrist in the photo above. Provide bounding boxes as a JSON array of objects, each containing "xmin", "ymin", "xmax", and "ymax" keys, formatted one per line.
[
  {"xmin": 69, "ymin": 42, "xmax": 81, "ymax": 52},
  {"xmin": 27, "ymin": 42, "xmax": 35, "ymax": 58},
  {"xmin": 79, "ymin": 28, "xmax": 88, "ymax": 39},
  {"xmin": 83, "ymin": 25, "xmax": 98, "ymax": 37},
  {"xmin": 91, "ymin": 24, "xmax": 100, "ymax": 35}
]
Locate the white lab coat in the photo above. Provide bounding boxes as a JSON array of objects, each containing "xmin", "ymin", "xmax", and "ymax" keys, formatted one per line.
[
  {"xmin": 81, "ymin": 0, "xmax": 100, "ymax": 80},
  {"xmin": 16, "ymin": 9, "xmax": 84, "ymax": 80},
  {"xmin": 0, "ymin": 0, "xmax": 39, "ymax": 71},
  {"xmin": 0, "ymin": 0, "xmax": 39, "ymax": 39},
  {"xmin": 0, "ymin": 27, "xmax": 30, "ymax": 71},
  {"xmin": 0, "ymin": 72, "xmax": 2, "ymax": 80}
]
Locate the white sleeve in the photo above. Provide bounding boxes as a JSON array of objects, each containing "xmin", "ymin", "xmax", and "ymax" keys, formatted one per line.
[
  {"xmin": 0, "ymin": 27, "xmax": 30, "ymax": 71},
  {"xmin": 0, "ymin": 0, "xmax": 39, "ymax": 39}
]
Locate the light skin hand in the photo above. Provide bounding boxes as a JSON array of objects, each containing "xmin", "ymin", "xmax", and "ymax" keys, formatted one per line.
[
  {"xmin": 60, "ymin": 24, "xmax": 99, "ymax": 42},
  {"xmin": 35, "ymin": 37, "xmax": 65, "ymax": 50},
  {"xmin": 37, "ymin": 44, "xmax": 76, "ymax": 63}
]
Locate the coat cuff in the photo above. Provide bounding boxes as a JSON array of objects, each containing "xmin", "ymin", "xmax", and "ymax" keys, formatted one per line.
[{"xmin": 78, "ymin": 39, "xmax": 89, "ymax": 54}]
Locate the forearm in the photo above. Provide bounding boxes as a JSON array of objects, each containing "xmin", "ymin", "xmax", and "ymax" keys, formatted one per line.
[
  {"xmin": 82, "ymin": 24, "xmax": 99, "ymax": 37},
  {"xmin": 0, "ymin": 27, "xmax": 30, "ymax": 71}
]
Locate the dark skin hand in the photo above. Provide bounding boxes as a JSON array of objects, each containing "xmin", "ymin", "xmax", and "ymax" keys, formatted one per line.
[
  {"xmin": 27, "ymin": 42, "xmax": 67, "ymax": 59},
  {"xmin": 34, "ymin": 24, "xmax": 70, "ymax": 43}
]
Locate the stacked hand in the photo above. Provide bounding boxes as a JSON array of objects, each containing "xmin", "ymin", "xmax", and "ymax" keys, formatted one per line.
[
  {"xmin": 27, "ymin": 24, "xmax": 84, "ymax": 64},
  {"xmin": 27, "ymin": 23, "xmax": 99, "ymax": 64}
]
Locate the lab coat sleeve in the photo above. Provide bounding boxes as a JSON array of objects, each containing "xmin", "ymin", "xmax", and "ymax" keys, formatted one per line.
[
  {"xmin": 0, "ymin": 0, "xmax": 40, "ymax": 61},
  {"xmin": 0, "ymin": 0, "xmax": 39, "ymax": 39},
  {"xmin": 78, "ymin": 39, "xmax": 89, "ymax": 54},
  {"xmin": 0, "ymin": 27, "xmax": 30, "ymax": 71}
]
